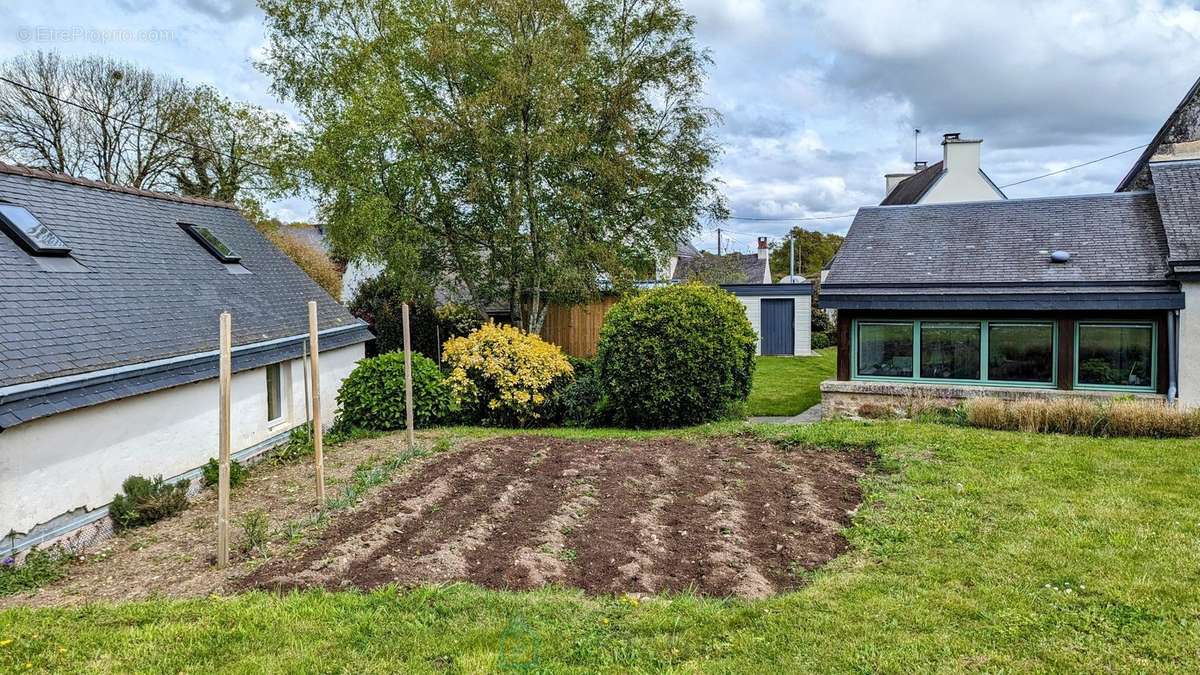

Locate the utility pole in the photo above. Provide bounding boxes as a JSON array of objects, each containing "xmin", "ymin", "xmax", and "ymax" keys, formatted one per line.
[
  {"xmin": 716, "ymin": 228, "xmax": 722, "ymax": 256},
  {"xmin": 789, "ymin": 237, "xmax": 796, "ymax": 278},
  {"xmin": 914, "ymin": 128, "xmax": 921, "ymax": 166}
]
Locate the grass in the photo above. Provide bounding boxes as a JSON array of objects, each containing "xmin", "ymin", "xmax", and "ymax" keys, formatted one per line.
[
  {"xmin": 745, "ymin": 348, "xmax": 836, "ymax": 416},
  {"xmin": 3, "ymin": 421, "xmax": 1199, "ymax": 671}
]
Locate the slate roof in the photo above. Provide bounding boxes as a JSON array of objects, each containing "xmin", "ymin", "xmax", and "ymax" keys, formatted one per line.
[
  {"xmin": 880, "ymin": 161, "xmax": 944, "ymax": 205},
  {"xmin": 0, "ymin": 164, "xmax": 367, "ymax": 392},
  {"xmin": 823, "ymin": 191, "xmax": 1183, "ymax": 310},
  {"xmin": 1149, "ymin": 159, "xmax": 1200, "ymax": 264},
  {"xmin": 1116, "ymin": 74, "xmax": 1200, "ymax": 192},
  {"xmin": 672, "ymin": 251, "xmax": 769, "ymax": 284}
]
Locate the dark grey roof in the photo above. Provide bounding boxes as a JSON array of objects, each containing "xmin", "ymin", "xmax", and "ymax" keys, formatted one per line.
[
  {"xmin": 1149, "ymin": 159, "xmax": 1200, "ymax": 264},
  {"xmin": 880, "ymin": 161, "xmax": 943, "ymax": 205},
  {"xmin": 0, "ymin": 164, "xmax": 366, "ymax": 391},
  {"xmin": 673, "ymin": 251, "xmax": 768, "ymax": 284},
  {"xmin": 1117, "ymin": 75, "xmax": 1200, "ymax": 192},
  {"xmin": 823, "ymin": 191, "xmax": 1177, "ymax": 310}
]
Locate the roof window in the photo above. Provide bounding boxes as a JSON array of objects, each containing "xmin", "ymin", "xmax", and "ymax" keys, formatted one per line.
[
  {"xmin": 180, "ymin": 222, "xmax": 241, "ymax": 263},
  {"xmin": 0, "ymin": 202, "xmax": 71, "ymax": 256}
]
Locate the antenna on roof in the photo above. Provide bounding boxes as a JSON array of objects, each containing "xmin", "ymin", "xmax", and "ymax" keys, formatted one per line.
[{"xmin": 913, "ymin": 128, "xmax": 921, "ymax": 166}]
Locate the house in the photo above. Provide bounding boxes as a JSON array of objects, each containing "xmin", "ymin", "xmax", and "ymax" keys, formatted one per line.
[
  {"xmin": 0, "ymin": 163, "xmax": 371, "ymax": 552},
  {"xmin": 882, "ymin": 133, "xmax": 1006, "ymax": 205},
  {"xmin": 669, "ymin": 237, "xmax": 772, "ymax": 283},
  {"xmin": 819, "ymin": 93, "xmax": 1200, "ymax": 413}
]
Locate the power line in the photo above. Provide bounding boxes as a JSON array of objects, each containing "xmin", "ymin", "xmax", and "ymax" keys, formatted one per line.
[
  {"xmin": 997, "ymin": 143, "xmax": 1148, "ymax": 188},
  {"xmin": 727, "ymin": 212, "xmax": 856, "ymax": 222}
]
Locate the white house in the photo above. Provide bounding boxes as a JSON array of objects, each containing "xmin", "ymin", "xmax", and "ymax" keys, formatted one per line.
[
  {"xmin": 882, "ymin": 133, "xmax": 1006, "ymax": 205},
  {"xmin": 0, "ymin": 164, "xmax": 371, "ymax": 552}
]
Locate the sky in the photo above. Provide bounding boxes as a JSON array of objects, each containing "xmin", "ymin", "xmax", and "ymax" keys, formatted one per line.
[{"xmin": 1, "ymin": 0, "xmax": 1198, "ymax": 254}]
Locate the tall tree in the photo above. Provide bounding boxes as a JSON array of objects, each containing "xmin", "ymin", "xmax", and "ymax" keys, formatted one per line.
[
  {"xmin": 259, "ymin": 0, "xmax": 725, "ymax": 331},
  {"xmin": 770, "ymin": 227, "xmax": 845, "ymax": 281},
  {"xmin": 0, "ymin": 51, "xmax": 84, "ymax": 175}
]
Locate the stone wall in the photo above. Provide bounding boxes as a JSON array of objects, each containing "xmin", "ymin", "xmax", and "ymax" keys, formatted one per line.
[{"xmin": 820, "ymin": 380, "xmax": 1164, "ymax": 420}]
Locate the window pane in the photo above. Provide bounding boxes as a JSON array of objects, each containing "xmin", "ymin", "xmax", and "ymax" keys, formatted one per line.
[
  {"xmin": 857, "ymin": 323, "xmax": 913, "ymax": 377},
  {"xmin": 988, "ymin": 323, "xmax": 1054, "ymax": 383},
  {"xmin": 1077, "ymin": 324, "xmax": 1154, "ymax": 388},
  {"xmin": 266, "ymin": 363, "xmax": 282, "ymax": 421},
  {"xmin": 920, "ymin": 323, "xmax": 981, "ymax": 380}
]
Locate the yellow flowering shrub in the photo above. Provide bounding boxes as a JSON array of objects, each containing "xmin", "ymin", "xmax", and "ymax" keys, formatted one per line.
[{"xmin": 442, "ymin": 322, "xmax": 573, "ymax": 426}]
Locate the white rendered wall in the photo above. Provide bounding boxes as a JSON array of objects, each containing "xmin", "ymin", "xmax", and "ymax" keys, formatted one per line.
[
  {"xmin": 922, "ymin": 141, "xmax": 1005, "ymax": 205},
  {"xmin": 1179, "ymin": 283, "xmax": 1200, "ymax": 407},
  {"xmin": 736, "ymin": 295, "xmax": 812, "ymax": 356},
  {"xmin": 0, "ymin": 343, "xmax": 364, "ymax": 537}
]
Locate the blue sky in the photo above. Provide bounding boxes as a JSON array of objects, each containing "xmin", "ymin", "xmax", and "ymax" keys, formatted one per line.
[{"xmin": 1, "ymin": 0, "xmax": 1198, "ymax": 253}]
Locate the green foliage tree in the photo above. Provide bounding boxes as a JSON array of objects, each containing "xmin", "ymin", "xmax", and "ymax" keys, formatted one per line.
[
  {"xmin": 258, "ymin": 0, "xmax": 725, "ymax": 332},
  {"xmin": 335, "ymin": 352, "xmax": 453, "ymax": 431},
  {"xmin": 769, "ymin": 227, "xmax": 844, "ymax": 281}
]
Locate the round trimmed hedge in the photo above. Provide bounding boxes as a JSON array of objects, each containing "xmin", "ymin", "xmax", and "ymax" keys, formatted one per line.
[
  {"xmin": 335, "ymin": 352, "xmax": 452, "ymax": 430},
  {"xmin": 596, "ymin": 283, "xmax": 756, "ymax": 427}
]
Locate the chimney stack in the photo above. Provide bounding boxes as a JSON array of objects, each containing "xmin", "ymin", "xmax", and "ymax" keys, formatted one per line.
[
  {"xmin": 914, "ymin": 160, "xmax": 928, "ymax": 171},
  {"xmin": 941, "ymin": 132, "xmax": 982, "ymax": 175},
  {"xmin": 757, "ymin": 237, "xmax": 769, "ymax": 260}
]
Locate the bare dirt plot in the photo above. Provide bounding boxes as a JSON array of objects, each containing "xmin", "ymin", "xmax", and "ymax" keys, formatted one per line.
[{"xmin": 240, "ymin": 436, "xmax": 874, "ymax": 599}]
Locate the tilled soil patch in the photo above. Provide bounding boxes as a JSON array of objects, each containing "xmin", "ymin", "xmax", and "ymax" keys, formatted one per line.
[{"xmin": 240, "ymin": 435, "xmax": 873, "ymax": 599}]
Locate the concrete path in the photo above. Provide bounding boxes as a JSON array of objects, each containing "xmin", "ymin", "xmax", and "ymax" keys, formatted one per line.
[{"xmin": 749, "ymin": 403, "xmax": 823, "ymax": 425}]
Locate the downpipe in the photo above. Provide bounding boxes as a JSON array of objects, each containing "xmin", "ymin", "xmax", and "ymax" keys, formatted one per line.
[{"xmin": 1167, "ymin": 310, "xmax": 1179, "ymax": 404}]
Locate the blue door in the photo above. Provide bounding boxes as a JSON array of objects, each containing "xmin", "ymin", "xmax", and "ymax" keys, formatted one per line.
[{"xmin": 761, "ymin": 299, "xmax": 795, "ymax": 355}]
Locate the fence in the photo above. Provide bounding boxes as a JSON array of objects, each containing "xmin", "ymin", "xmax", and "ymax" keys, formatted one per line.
[{"xmin": 539, "ymin": 297, "xmax": 618, "ymax": 358}]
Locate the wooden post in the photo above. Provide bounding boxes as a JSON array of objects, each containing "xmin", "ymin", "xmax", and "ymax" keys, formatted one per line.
[
  {"xmin": 216, "ymin": 312, "xmax": 232, "ymax": 568},
  {"xmin": 308, "ymin": 301, "xmax": 325, "ymax": 507},
  {"xmin": 402, "ymin": 303, "xmax": 415, "ymax": 449}
]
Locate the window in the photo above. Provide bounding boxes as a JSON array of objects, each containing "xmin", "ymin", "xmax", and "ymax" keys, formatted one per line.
[
  {"xmin": 1076, "ymin": 323, "xmax": 1155, "ymax": 390},
  {"xmin": 988, "ymin": 323, "xmax": 1055, "ymax": 384},
  {"xmin": 266, "ymin": 363, "xmax": 283, "ymax": 422},
  {"xmin": 857, "ymin": 322, "xmax": 914, "ymax": 378},
  {"xmin": 920, "ymin": 322, "xmax": 981, "ymax": 380},
  {"xmin": 180, "ymin": 222, "xmax": 240, "ymax": 263},
  {"xmin": 852, "ymin": 319, "xmax": 1059, "ymax": 388},
  {"xmin": 0, "ymin": 203, "xmax": 70, "ymax": 256}
]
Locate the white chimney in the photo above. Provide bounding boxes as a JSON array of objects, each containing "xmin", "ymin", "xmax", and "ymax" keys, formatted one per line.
[
  {"xmin": 757, "ymin": 237, "xmax": 769, "ymax": 260},
  {"xmin": 884, "ymin": 172, "xmax": 912, "ymax": 195},
  {"xmin": 942, "ymin": 132, "xmax": 982, "ymax": 176}
]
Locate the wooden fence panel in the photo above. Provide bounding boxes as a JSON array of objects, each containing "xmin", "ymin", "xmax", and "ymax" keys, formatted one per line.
[{"xmin": 540, "ymin": 297, "xmax": 618, "ymax": 358}]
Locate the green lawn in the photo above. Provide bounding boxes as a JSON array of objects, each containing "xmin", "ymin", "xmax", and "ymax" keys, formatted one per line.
[
  {"xmin": 3, "ymin": 421, "xmax": 1199, "ymax": 672},
  {"xmin": 746, "ymin": 348, "xmax": 836, "ymax": 416}
]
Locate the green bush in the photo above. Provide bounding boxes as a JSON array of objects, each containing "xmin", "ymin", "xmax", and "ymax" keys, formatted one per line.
[
  {"xmin": 558, "ymin": 357, "xmax": 603, "ymax": 427},
  {"xmin": 0, "ymin": 547, "xmax": 73, "ymax": 597},
  {"xmin": 335, "ymin": 352, "xmax": 452, "ymax": 430},
  {"xmin": 596, "ymin": 283, "xmax": 756, "ymax": 428},
  {"xmin": 109, "ymin": 475, "xmax": 189, "ymax": 532},
  {"xmin": 811, "ymin": 332, "xmax": 832, "ymax": 350},
  {"xmin": 200, "ymin": 457, "xmax": 249, "ymax": 489},
  {"xmin": 348, "ymin": 275, "xmax": 482, "ymax": 360}
]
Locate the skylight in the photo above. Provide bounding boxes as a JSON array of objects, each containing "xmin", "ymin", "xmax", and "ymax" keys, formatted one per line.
[
  {"xmin": 0, "ymin": 203, "xmax": 70, "ymax": 256},
  {"xmin": 180, "ymin": 222, "xmax": 240, "ymax": 263}
]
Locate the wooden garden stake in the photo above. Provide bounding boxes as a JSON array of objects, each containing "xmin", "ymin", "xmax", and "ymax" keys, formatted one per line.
[
  {"xmin": 216, "ymin": 311, "xmax": 231, "ymax": 568},
  {"xmin": 403, "ymin": 303, "xmax": 415, "ymax": 449},
  {"xmin": 308, "ymin": 301, "xmax": 325, "ymax": 507}
]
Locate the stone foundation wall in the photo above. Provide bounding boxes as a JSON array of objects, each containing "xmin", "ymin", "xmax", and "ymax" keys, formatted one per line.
[{"xmin": 820, "ymin": 380, "xmax": 1164, "ymax": 420}]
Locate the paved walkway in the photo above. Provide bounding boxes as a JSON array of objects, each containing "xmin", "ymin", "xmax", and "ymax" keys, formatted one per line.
[{"xmin": 749, "ymin": 403, "xmax": 823, "ymax": 425}]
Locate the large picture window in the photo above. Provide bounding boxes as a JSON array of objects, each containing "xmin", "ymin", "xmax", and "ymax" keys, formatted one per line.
[
  {"xmin": 988, "ymin": 323, "xmax": 1055, "ymax": 384},
  {"xmin": 857, "ymin": 322, "xmax": 913, "ymax": 378},
  {"xmin": 1076, "ymin": 323, "xmax": 1155, "ymax": 390},
  {"xmin": 852, "ymin": 319, "xmax": 1058, "ymax": 388},
  {"xmin": 920, "ymin": 322, "xmax": 981, "ymax": 380}
]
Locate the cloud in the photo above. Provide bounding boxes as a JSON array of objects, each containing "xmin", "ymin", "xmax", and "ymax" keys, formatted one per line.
[{"xmin": 175, "ymin": 0, "xmax": 259, "ymax": 22}]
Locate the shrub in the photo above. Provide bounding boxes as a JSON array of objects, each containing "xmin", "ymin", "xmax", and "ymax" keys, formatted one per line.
[
  {"xmin": 264, "ymin": 228, "xmax": 343, "ymax": 300},
  {"xmin": 559, "ymin": 357, "xmax": 604, "ymax": 427},
  {"xmin": 200, "ymin": 458, "xmax": 249, "ymax": 489},
  {"xmin": 443, "ymin": 323, "xmax": 573, "ymax": 426},
  {"xmin": 348, "ymin": 275, "xmax": 482, "ymax": 359},
  {"xmin": 965, "ymin": 397, "xmax": 1008, "ymax": 430},
  {"xmin": 1108, "ymin": 400, "xmax": 1200, "ymax": 438},
  {"xmin": 336, "ymin": 352, "xmax": 452, "ymax": 431},
  {"xmin": 596, "ymin": 284, "xmax": 756, "ymax": 428},
  {"xmin": 811, "ymin": 332, "xmax": 832, "ymax": 350},
  {"xmin": 109, "ymin": 475, "xmax": 189, "ymax": 532},
  {"xmin": 276, "ymin": 422, "xmax": 314, "ymax": 463}
]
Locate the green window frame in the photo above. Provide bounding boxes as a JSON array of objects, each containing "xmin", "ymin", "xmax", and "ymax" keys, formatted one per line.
[
  {"xmin": 850, "ymin": 318, "xmax": 1059, "ymax": 388},
  {"xmin": 1073, "ymin": 321, "xmax": 1157, "ymax": 393}
]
